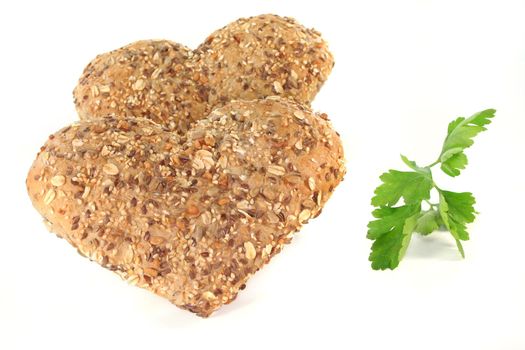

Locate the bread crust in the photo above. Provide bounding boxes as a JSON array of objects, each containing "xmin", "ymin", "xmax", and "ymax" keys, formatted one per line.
[
  {"xmin": 27, "ymin": 97, "xmax": 344, "ymax": 317},
  {"xmin": 73, "ymin": 14, "xmax": 334, "ymax": 134}
]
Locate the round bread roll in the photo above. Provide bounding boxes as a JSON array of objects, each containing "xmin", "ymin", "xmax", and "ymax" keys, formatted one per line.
[
  {"xmin": 73, "ymin": 14, "xmax": 334, "ymax": 134},
  {"xmin": 27, "ymin": 98, "xmax": 344, "ymax": 317}
]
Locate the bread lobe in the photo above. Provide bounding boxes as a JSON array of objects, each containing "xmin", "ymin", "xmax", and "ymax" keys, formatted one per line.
[
  {"xmin": 73, "ymin": 14, "xmax": 334, "ymax": 134},
  {"xmin": 27, "ymin": 98, "xmax": 344, "ymax": 317}
]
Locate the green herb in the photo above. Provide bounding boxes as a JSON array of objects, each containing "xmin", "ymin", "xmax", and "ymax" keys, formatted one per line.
[{"xmin": 367, "ymin": 109, "xmax": 495, "ymax": 270}]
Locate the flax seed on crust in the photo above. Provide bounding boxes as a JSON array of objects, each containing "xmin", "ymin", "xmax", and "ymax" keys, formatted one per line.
[
  {"xmin": 73, "ymin": 14, "xmax": 334, "ymax": 134},
  {"xmin": 26, "ymin": 97, "xmax": 345, "ymax": 317}
]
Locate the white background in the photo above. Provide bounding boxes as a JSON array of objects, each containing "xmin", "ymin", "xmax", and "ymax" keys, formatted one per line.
[{"xmin": 1, "ymin": 0, "xmax": 524, "ymax": 349}]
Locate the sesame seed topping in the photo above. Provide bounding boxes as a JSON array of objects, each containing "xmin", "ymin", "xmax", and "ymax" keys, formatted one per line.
[
  {"xmin": 308, "ymin": 177, "xmax": 316, "ymax": 191},
  {"xmin": 82, "ymin": 186, "xmax": 91, "ymax": 199},
  {"xmin": 151, "ymin": 68, "xmax": 162, "ymax": 79},
  {"xmin": 299, "ymin": 209, "xmax": 311, "ymax": 223},
  {"xmin": 149, "ymin": 236, "xmax": 165, "ymax": 245},
  {"xmin": 244, "ymin": 241, "xmax": 256, "ymax": 260},
  {"xmin": 132, "ymin": 79, "xmax": 146, "ymax": 91},
  {"xmin": 273, "ymin": 81, "xmax": 284, "ymax": 94},
  {"xmin": 202, "ymin": 291, "xmax": 217, "ymax": 300},
  {"xmin": 72, "ymin": 139, "xmax": 83, "ymax": 147}
]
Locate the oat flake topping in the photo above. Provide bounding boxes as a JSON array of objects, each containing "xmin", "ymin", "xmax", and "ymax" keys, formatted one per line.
[
  {"xmin": 73, "ymin": 14, "xmax": 334, "ymax": 134},
  {"xmin": 27, "ymin": 97, "xmax": 345, "ymax": 317}
]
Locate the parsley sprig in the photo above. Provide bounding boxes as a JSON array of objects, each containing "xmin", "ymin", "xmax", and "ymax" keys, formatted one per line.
[{"xmin": 367, "ymin": 109, "xmax": 495, "ymax": 270}]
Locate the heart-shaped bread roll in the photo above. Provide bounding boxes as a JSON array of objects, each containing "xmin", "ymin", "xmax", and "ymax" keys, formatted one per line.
[
  {"xmin": 73, "ymin": 14, "xmax": 334, "ymax": 133},
  {"xmin": 27, "ymin": 97, "xmax": 344, "ymax": 316}
]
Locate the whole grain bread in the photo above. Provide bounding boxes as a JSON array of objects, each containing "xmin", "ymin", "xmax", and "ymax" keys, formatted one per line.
[
  {"xmin": 73, "ymin": 14, "xmax": 334, "ymax": 133},
  {"xmin": 27, "ymin": 97, "xmax": 345, "ymax": 316}
]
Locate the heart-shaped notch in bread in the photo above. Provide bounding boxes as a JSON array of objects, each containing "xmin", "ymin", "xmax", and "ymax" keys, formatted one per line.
[{"xmin": 26, "ymin": 97, "xmax": 345, "ymax": 316}]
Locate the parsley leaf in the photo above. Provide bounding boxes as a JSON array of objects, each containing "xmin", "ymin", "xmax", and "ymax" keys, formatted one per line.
[
  {"xmin": 400, "ymin": 155, "xmax": 430, "ymax": 174},
  {"xmin": 371, "ymin": 170, "xmax": 433, "ymax": 207},
  {"xmin": 438, "ymin": 190, "xmax": 477, "ymax": 258},
  {"xmin": 367, "ymin": 109, "xmax": 495, "ymax": 270},
  {"xmin": 439, "ymin": 109, "xmax": 495, "ymax": 177},
  {"xmin": 367, "ymin": 205, "xmax": 420, "ymax": 270},
  {"xmin": 414, "ymin": 209, "xmax": 442, "ymax": 235}
]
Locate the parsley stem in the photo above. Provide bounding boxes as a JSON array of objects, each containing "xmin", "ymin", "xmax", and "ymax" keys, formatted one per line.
[
  {"xmin": 424, "ymin": 199, "xmax": 438, "ymax": 209},
  {"xmin": 427, "ymin": 159, "xmax": 440, "ymax": 168}
]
